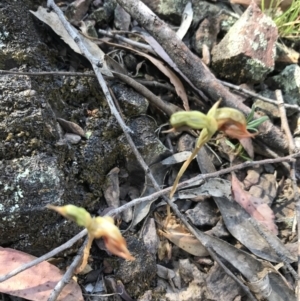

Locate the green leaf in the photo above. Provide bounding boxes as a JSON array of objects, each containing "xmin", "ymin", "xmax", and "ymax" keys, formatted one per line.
[
  {"xmin": 246, "ymin": 105, "xmax": 256, "ymax": 123},
  {"xmin": 247, "ymin": 116, "xmax": 269, "ymax": 130}
]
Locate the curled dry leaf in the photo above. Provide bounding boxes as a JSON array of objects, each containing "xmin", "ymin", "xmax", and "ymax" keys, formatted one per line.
[
  {"xmin": 231, "ymin": 173, "xmax": 278, "ymax": 235},
  {"xmin": 57, "ymin": 118, "xmax": 86, "ymax": 138},
  {"xmin": 104, "ymin": 167, "xmax": 120, "ymax": 208},
  {"xmin": 0, "ymin": 247, "xmax": 83, "ymax": 301},
  {"xmin": 158, "ymin": 216, "xmax": 209, "ymax": 257}
]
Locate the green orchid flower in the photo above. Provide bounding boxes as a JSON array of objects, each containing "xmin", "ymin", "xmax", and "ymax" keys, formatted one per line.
[{"xmin": 168, "ymin": 100, "xmax": 259, "ymax": 198}]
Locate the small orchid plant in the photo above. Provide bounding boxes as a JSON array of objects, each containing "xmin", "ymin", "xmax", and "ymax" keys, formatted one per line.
[
  {"xmin": 47, "ymin": 204, "xmax": 134, "ymax": 274},
  {"xmin": 168, "ymin": 100, "xmax": 267, "ymax": 198}
]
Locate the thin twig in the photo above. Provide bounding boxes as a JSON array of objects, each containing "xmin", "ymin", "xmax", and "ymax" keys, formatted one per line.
[
  {"xmin": 1, "ymin": 70, "xmax": 280, "ymax": 115},
  {"xmin": 276, "ymin": 90, "xmax": 295, "ymax": 153},
  {"xmin": 135, "ymin": 79, "xmax": 207, "ymax": 109},
  {"xmin": 219, "ymin": 79, "xmax": 300, "ymax": 112},
  {"xmin": 112, "ymin": 72, "xmax": 180, "ymax": 116},
  {"xmin": 276, "ymin": 89, "xmax": 300, "ymax": 298},
  {"xmin": 0, "ymin": 70, "xmax": 97, "ymax": 78},
  {"xmin": 254, "ymin": 140, "xmax": 290, "ymax": 173},
  {"xmin": 47, "ymin": 237, "xmax": 89, "ymax": 301},
  {"xmin": 98, "ymin": 29, "xmax": 156, "ymax": 55},
  {"xmin": 206, "ymin": 246, "xmax": 258, "ymax": 301}
]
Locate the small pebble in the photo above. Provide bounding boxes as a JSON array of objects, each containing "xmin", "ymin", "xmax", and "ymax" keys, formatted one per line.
[{"xmin": 64, "ymin": 133, "xmax": 81, "ymax": 144}]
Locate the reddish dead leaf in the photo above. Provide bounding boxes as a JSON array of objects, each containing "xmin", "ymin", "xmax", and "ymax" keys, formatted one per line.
[
  {"xmin": 0, "ymin": 247, "xmax": 83, "ymax": 301},
  {"xmin": 231, "ymin": 173, "xmax": 278, "ymax": 235}
]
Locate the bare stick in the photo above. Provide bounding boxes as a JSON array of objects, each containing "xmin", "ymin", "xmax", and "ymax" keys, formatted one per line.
[
  {"xmin": 276, "ymin": 90, "xmax": 295, "ymax": 153},
  {"xmin": 2, "ymin": 68, "xmax": 291, "ymax": 112},
  {"xmin": 0, "ymin": 70, "xmax": 97, "ymax": 78},
  {"xmin": 98, "ymin": 29, "xmax": 156, "ymax": 55},
  {"xmin": 47, "ymin": 237, "xmax": 89, "ymax": 301},
  {"xmin": 219, "ymin": 80, "xmax": 300, "ymax": 112},
  {"xmin": 112, "ymin": 72, "xmax": 180, "ymax": 116}
]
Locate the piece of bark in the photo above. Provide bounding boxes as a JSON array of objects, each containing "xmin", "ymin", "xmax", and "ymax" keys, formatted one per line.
[{"xmin": 115, "ymin": 0, "xmax": 288, "ymax": 153}]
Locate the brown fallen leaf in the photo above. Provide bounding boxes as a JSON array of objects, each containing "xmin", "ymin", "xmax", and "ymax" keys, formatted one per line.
[
  {"xmin": 0, "ymin": 247, "xmax": 83, "ymax": 301},
  {"xmin": 158, "ymin": 216, "xmax": 209, "ymax": 256},
  {"xmin": 231, "ymin": 173, "xmax": 278, "ymax": 235},
  {"xmin": 57, "ymin": 118, "xmax": 86, "ymax": 138}
]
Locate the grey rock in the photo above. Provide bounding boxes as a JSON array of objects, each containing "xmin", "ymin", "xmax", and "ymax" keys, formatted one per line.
[
  {"xmin": 186, "ymin": 199, "xmax": 219, "ymax": 227},
  {"xmin": 272, "ymin": 64, "xmax": 300, "ymax": 106},
  {"xmin": 212, "ymin": 2, "xmax": 277, "ymax": 84},
  {"xmin": 141, "ymin": 0, "xmax": 189, "ymax": 25},
  {"xmin": 115, "ymin": 236, "xmax": 157, "ymax": 298},
  {"xmin": 111, "ymin": 83, "xmax": 149, "ymax": 117},
  {"xmin": 64, "ymin": 133, "xmax": 82, "ymax": 144},
  {"xmin": 88, "ymin": 0, "xmax": 116, "ymax": 24}
]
